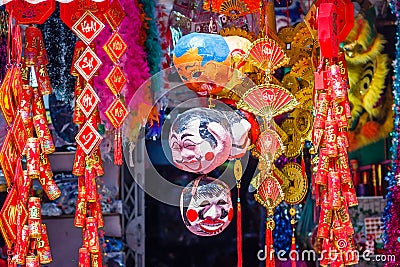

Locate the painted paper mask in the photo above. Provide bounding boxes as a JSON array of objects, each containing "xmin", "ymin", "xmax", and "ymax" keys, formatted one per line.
[
  {"xmin": 173, "ymin": 33, "xmax": 232, "ymax": 96},
  {"xmin": 180, "ymin": 176, "xmax": 233, "ymax": 236},
  {"xmin": 169, "ymin": 108, "xmax": 232, "ymax": 174},
  {"xmin": 222, "ymin": 110, "xmax": 251, "ymax": 160}
]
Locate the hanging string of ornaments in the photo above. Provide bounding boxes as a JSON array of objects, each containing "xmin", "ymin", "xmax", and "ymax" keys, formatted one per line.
[
  {"xmin": 103, "ymin": 0, "xmax": 129, "ymax": 166},
  {"xmin": 312, "ymin": 0, "xmax": 359, "ymax": 265},
  {"xmin": 0, "ymin": 3, "xmax": 61, "ymax": 265},
  {"xmin": 62, "ymin": 1, "xmax": 113, "ymax": 265},
  {"xmin": 382, "ymin": 0, "xmax": 400, "ymax": 264},
  {"xmin": 0, "ymin": 0, "xmax": 148, "ymax": 265},
  {"xmin": 0, "ymin": 0, "xmax": 393, "ymax": 267}
]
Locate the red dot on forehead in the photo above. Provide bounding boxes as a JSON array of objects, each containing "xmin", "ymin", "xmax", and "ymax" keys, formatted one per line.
[{"xmin": 186, "ymin": 209, "xmax": 198, "ymax": 222}]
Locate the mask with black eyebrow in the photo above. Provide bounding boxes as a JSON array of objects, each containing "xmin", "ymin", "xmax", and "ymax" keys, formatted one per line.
[
  {"xmin": 169, "ymin": 108, "xmax": 233, "ymax": 174},
  {"xmin": 180, "ymin": 176, "xmax": 233, "ymax": 236}
]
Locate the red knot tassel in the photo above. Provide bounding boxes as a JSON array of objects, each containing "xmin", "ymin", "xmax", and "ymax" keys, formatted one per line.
[
  {"xmin": 114, "ymin": 128, "xmax": 123, "ymax": 165},
  {"xmin": 301, "ymin": 152, "xmax": 306, "ymax": 179},
  {"xmin": 265, "ymin": 219, "xmax": 275, "ymax": 267},
  {"xmin": 291, "ymin": 225, "xmax": 297, "ymax": 267}
]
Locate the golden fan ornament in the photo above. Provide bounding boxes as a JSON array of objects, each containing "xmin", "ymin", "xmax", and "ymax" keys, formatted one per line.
[
  {"xmin": 237, "ymin": 83, "xmax": 298, "ymax": 119},
  {"xmin": 203, "ymin": 0, "xmax": 260, "ymax": 17},
  {"xmin": 244, "ymin": 38, "xmax": 289, "ymax": 74}
]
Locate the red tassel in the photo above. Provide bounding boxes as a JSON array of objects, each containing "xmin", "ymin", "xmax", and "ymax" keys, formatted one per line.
[
  {"xmin": 291, "ymin": 225, "xmax": 296, "ymax": 267},
  {"xmin": 265, "ymin": 219, "xmax": 275, "ymax": 267},
  {"xmin": 114, "ymin": 128, "xmax": 123, "ymax": 165},
  {"xmin": 237, "ymin": 187, "xmax": 242, "ymax": 267},
  {"xmin": 301, "ymin": 152, "xmax": 306, "ymax": 178}
]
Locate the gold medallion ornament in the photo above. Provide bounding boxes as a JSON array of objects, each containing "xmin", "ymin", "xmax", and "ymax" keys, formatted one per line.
[
  {"xmin": 294, "ymin": 86, "xmax": 313, "ymax": 110},
  {"xmin": 278, "ymin": 23, "xmax": 314, "ymax": 66},
  {"xmin": 282, "ymin": 162, "xmax": 308, "ymax": 205},
  {"xmin": 291, "ymin": 57, "xmax": 315, "ymax": 87},
  {"xmin": 281, "ymin": 118, "xmax": 303, "ymax": 158},
  {"xmin": 282, "ymin": 74, "xmax": 300, "ymax": 94},
  {"xmin": 293, "ymin": 108, "xmax": 313, "ymax": 137},
  {"xmin": 277, "ymin": 26, "xmax": 296, "ymax": 44}
]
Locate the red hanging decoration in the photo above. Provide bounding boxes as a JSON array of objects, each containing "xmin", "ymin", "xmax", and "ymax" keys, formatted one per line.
[
  {"xmin": 103, "ymin": 0, "xmax": 127, "ymax": 166},
  {"xmin": 234, "ymin": 160, "xmax": 242, "ymax": 267},
  {"xmin": 60, "ymin": 0, "xmax": 110, "ymax": 30},
  {"xmin": 313, "ymin": 62, "xmax": 358, "ymax": 265},
  {"xmin": 68, "ymin": 5, "xmax": 111, "ymax": 265},
  {"xmin": 6, "ymin": 0, "xmax": 55, "ymax": 24},
  {"xmin": 0, "ymin": 19, "xmax": 59, "ymax": 265}
]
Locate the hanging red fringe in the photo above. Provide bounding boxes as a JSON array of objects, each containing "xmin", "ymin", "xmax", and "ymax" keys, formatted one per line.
[
  {"xmin": 291, "ymin": 225, "xmax": 296, "ymax": 267},
  {"xmin": 114, "ymin": 128, "xmax": 123, "ymax": 165},
  {"xmin": 265, "ymin": 220, "xmax": 274, "ymax": 267},
  {"xmin": 237, "ymin": 186, "xmax": 242, "ymax": 267},
  {"xmin": 301, "ymin": 152, "xmax": 307, "ymax": 178}
]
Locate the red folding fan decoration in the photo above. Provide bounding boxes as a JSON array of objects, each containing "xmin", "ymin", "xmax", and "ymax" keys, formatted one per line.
[
  {"xmin": 255, "ymin": 129, "xmax": 284, "ymax": 163},
  {"xmin": 254, "ymin": 175, "xmax": 284, "ymax": 267},
  {"xmin": 255, "ymin": 176, "xmax": 284, "ymax": 209},
  {"xmin": 203, "ymin": 0, "xmax": 260, "ymax": 17},
  {"xmin": 237, "ymin": 83, "xmax": 298, "ymax": 118},
  {"xmin": 244, "ymin": 38, "xmax": 289, "ymax": 74}
]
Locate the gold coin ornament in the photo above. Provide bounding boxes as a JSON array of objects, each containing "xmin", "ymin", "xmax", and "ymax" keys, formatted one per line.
[
  {"xmin": 282, "ymin": 162, "xmax": 308, "ymax": 205},
  {"xmin": 281, "ymin": 118, "xmax": 302, "ymax": 158},
  {"xmin": 294, "ymin": 108, "xmax": 313, "ymax": 137},
  {"xmin": 295, "ymin": 87, "xmax": 313, "ymax": 109},
  {"xmin": 282, "ymin": 74, "xmax": 300, "ymax": 94},
  {"xmin": 219, "ymin": 26, "xmax": 257, "ymax": 42},
  {"xmin": 291, "ymin": 57, "xmax": 315, "ymax": 87}
]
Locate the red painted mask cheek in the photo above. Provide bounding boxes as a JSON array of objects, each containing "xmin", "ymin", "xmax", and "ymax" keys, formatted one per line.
[
  {"xmin": 205, "ymin": 152, "xmax": 215, "ymax": 161},
  {"xmin": 228, "ymin": 208, "xmax": 233, "ymax": 221},
  {"xmin": 186, "ymin": 209, "xmax": 198, "ymax": 222}
]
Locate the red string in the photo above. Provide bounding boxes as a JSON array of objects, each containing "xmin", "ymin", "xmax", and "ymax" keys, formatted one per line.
[{"xmin": 237, "ymin": 186, "xmax": 242, "ymax": 267}]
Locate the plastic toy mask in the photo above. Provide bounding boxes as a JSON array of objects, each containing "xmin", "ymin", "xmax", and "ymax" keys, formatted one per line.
[
  {"xmin": 169, "ymin": 108, "xmax": 232, "ymax": 174},
  {"xmin": 180, "ymin": 176, "xmax": 233, "ymax": 236}
]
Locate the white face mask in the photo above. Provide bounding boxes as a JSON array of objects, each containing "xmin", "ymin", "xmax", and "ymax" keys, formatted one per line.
[
  {"xmin": 169, "ymin": 109, "xmax": 233, "ymax": 174},
  {"xmin": 180, "ymin": 177, "xmax": 233, "ymax": 236}
]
